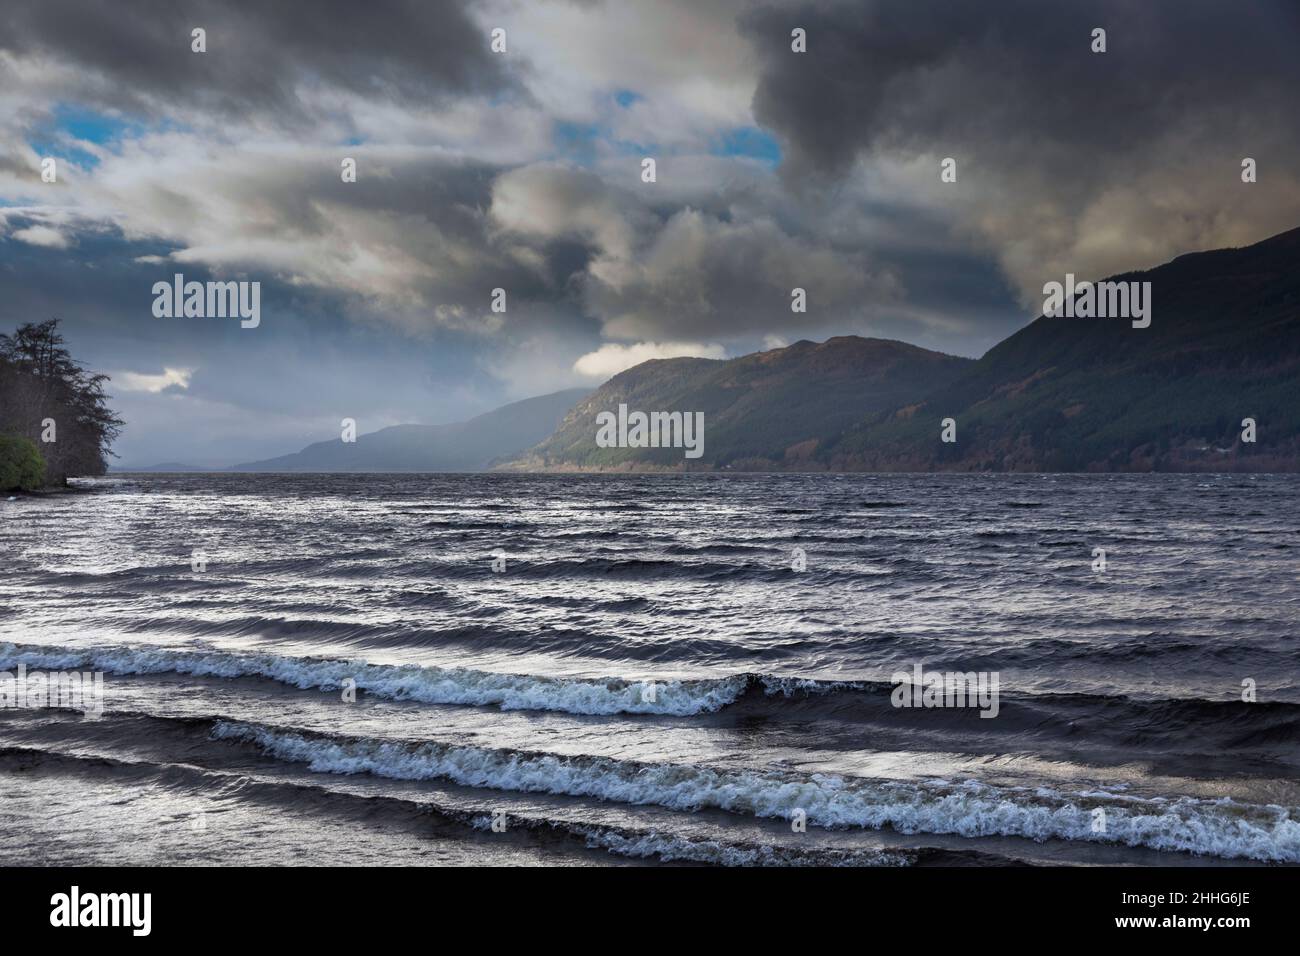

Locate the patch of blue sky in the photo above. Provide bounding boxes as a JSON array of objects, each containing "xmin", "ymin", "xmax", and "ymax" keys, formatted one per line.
[
  {"xmin": 54, "ymin": 105, "xmax": 140, "ymax": 144},
  {"xmin": 552, "ymin": 120, "xmax": 605, "ymax": 165},
  {"xmin": 713, "ymin": 127, "xmax": 782, "ymax": 167},
  {"xmin": 25, "ymin": 135, "xmax": 101, "ymax": 170},
  {"xmin": 549, "ymin": 91, "xmax": 654, "ymax": 164},
  {"xmin": 25, "ymin": 103, "xmax": 178, "ymax": 169},
  {"xmin": 552, "ymin": 115, "xmax": 782, "ymax": 170}
]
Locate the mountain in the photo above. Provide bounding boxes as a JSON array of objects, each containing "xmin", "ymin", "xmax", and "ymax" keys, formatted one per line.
[
  {"xmin": 506, "ymin": 337, "xmax": 972, "ymax": 470},
  {"xmin": 507, "ymin": 226, "xmax": 1300, "ymax": 473},
  {"xmin": 226, "ymin": 388, "xmax": 589, "ymax": 472},
  {"xmin": 825, "ymin": 226, "xmax": 1300, "ymax": 471}
]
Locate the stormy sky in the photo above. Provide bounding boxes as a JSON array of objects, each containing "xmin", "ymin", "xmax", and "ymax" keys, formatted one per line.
[{"xmin": 2, "ymin": 0, "xmax": 1297, "ymax": 465}]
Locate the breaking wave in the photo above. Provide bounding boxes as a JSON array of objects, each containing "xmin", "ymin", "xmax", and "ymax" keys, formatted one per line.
[
  {"xmin": 214, "ymin": 718, "xmax": 1300, "ymax": 862},
  {"xmin": 0, "ymin": 642, "xmax": 750, "ymax": 716}
]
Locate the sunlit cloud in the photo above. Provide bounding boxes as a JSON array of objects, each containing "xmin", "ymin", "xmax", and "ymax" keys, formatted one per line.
[
  {"xmin": 573, "ymin": 341, "xmax": 725, "ymax": 378},
  {"xmin": 113, "ymin": 366, "xmax": 195, "ymax": 393}
]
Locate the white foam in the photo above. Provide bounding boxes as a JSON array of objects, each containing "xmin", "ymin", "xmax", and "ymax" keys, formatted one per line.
[
  {"xmin": 0, "ymin": 642, "xmax": 747, "ymax": 716},
  {"xmin": 759, "ymin": 676, "xmax": 864, "ymax": 696},
  {"xmin": 212, "ymin": 719, "xmax": 1300, "ymax": 863}
]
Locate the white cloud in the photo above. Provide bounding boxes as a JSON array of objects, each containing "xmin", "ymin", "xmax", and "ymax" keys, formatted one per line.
[
  {"xmin": 476, "ymin": 0, "xmax": 757, "ymax": 143},
  {"xmin": 113, "ymin": 366, "xmax": 194, "ymax": 393},
  {"xmin": 11, "ymin": 224, "xmax": 70, "ymax": 248},
  {"xmin": 491, "ymin": 163, "xmax": 646, "ymax": 259},
  {"xmin": 573, "ymin": 341, "xmax": 725, "ymax": 379}
]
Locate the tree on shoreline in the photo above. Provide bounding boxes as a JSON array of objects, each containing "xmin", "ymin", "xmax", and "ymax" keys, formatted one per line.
[
  {"xmin": 0, "ymin": 320, "xmax": 123, "ymax": 488},
  {"xmin": 0, "ymin": 435, "xmax": 45, "ymax": 491}
]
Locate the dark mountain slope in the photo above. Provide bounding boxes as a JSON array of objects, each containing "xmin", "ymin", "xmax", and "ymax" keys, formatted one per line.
[
  {"xmin": 511, "ymin": 337, "xmax": 972, "ymax": 470},
  {"xmin": 826, "ymin": 226, "xmax": 1300, "ymax": 471}
]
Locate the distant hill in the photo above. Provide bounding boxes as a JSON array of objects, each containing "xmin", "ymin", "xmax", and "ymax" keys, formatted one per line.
[
  {"xmin": 506, "ymin": 337, "xmax": 972, "ymax": 470},
  {"xmin": 825, "ymin": 226, "xmax": 1300, "ymax": 471},
  {"xmin": 506, "ymin": 226, "xmax": 1300, "ymax": 473},
  {"xmin": 224, "ymin": 388, "xmax": 590, "ymax": 472}
]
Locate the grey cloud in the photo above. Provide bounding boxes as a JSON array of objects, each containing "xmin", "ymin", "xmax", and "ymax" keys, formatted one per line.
[
  {"xmin": 54, "ymin": 146, "xmax": 595, "ymax": 335},
  {"xmin": 491, "ymin": 163, "xmax": 901, "ymax": 341},
  {"xmin": 586, "ymin": 208, "xmax": 895, "ymax": 340},
  {"xmin": 743, "ymin": 0, "xmax": 1300, "ymax": 180},
  {"xmin": 740, "ymin": 1, "xmax": 1300, "ymax": 300},
  {"xmin": 0, "ymin": 0, "xmax": 518, "ymax": 126}
]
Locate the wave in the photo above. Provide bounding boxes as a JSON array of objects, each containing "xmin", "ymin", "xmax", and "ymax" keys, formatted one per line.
[
  {"xmin": 212, "ymin": 718, "xmax": 1300, "ymax": 862},
  {"xmin": 23, "ymin": 553, "xmax": 911, "ymax": 588},
  {"xmin": 4, "ymin": 642, "xmax": 1297, "ymax": 751},
  {"xmin": 0, "ymin": 642, "xmax": 749, "ymax": 716},
  {"xmin": 729, "ymin": 679, "xmax": 1300, "ymax": 750},
  {"xmin": 2, "ymin": 742, "xmax": 1004, "ymax": 867}
]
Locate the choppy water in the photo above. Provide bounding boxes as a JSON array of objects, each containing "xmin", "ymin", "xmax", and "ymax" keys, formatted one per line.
[{"xmin": 1, "ymin": 473, "xmax": 1297, "ymax": 866}]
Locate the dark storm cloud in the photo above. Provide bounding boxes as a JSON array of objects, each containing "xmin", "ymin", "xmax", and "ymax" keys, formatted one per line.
[
  {"xmin": 737, "ymin": 0, "xmax": 1300, "ymax": 307},
  {"xmin": 25, "ymin": 144, "xmax": 596, "ymax": 337},
  {"xmin": 0, "ymin": 0, "xmax": 517, "ymax": 124},
  {"xmin": 489, "ymin": 162, "xmax": 913, "ymax": 343},
  {"xmin": 742, "ymin": 0, "xmax": 1300, "ymax": 181}
]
